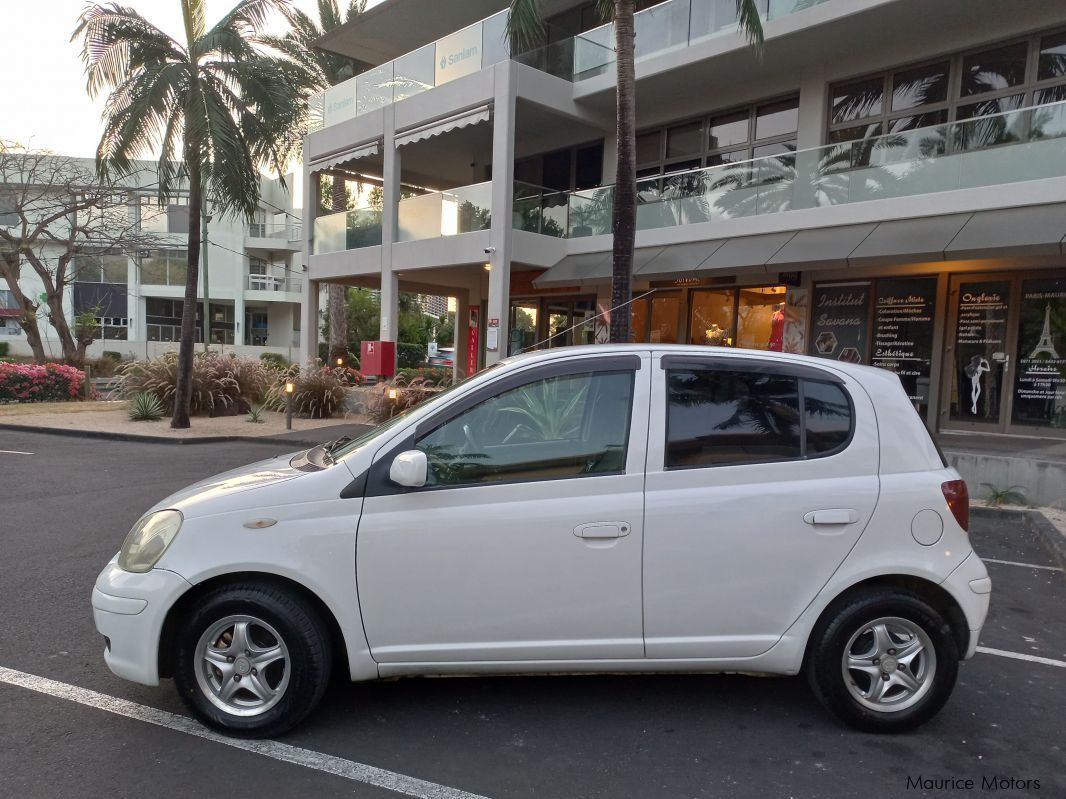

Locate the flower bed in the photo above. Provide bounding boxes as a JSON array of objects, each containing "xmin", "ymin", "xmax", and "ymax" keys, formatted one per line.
[{"xmin": 0, "ymin": 362, "xmax": 87, "ymax": 403}]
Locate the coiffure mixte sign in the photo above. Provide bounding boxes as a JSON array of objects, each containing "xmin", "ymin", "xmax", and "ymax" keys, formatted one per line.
[{"xmin": 322, "ymin": 24, "xmax": 484, "ymax": 128}]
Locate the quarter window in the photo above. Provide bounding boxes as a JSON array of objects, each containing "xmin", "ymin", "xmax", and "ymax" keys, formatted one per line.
[
  {"xmin": 416, "ymin": 370, "xmax": 634, "ymax": 487},
  {"xmin": 665, "ymin": 368, "xmax": 853, "ymax": 468}
]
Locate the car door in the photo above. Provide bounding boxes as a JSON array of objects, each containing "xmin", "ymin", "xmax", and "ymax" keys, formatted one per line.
[
  {"xmin": 356, "ymin": 352, "xmax": 650, "ymax": 663},
  {"xmin": 642, "ymin": 353, "xmax": 880, "ymax": 659}
]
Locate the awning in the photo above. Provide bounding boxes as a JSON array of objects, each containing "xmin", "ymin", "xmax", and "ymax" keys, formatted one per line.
[
  {"xmin": 849, "ymin": 214, "xmax": 971, "ymax": 264},
  {"xmin": 767, "ymin": 224, "xmax": 876, "ymax": 270},
  {"xmin": 700, "ymin": 232, "xmax": 796, "ymax": 271},
  {"xmin": 394, "ymin": 106, "xmax": 491, "ymax": 148},
  {"xmin": 636, "ymin": 240, "xmax": 727, "ymax": 276},
  {"xmin": 309, "ymin": 140, "xmax": 381, "ymax": 172},
  {"xmin": 945, "ymin": 204, "xmax": 1066, "ymax": 260},
  {"xmin": 534, "ymin": 247, "xmax": 665, "ymax": 287}
]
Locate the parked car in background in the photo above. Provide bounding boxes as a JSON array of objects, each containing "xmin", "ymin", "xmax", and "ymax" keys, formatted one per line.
[
  {"xmin": 91, "ymin": 345, "xmax": 989, "ymax": 737},
  {"xmin": 427, "ymin": 346, "xmax": 455, "ymax": 368}
]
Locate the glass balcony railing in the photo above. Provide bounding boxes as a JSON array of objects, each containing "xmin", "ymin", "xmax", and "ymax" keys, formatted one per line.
[
  {"xmin": 245, "ymin": 275, "xmax": 303, "ymax": 293},
  {"xmin": 309, "ymin": 1, "xmax": 832, "ymax": 130},
  {"xmin": 544, "ymin": 99, "xmax": 1066, "ymax": 238},
  {"xmin": 513, "ymin": 181, "xmax": 569, "ymax": 238},
  {"xmin": 312, "ymin": 207, "xmax": 383, "ymax": 254},
  {"xmin": 398, "ymin": 182, "xmax": 493, "ymax": 242},
  {"xmin": 248, "ymin": 221, "xmax": 303, "ymax": 241}
]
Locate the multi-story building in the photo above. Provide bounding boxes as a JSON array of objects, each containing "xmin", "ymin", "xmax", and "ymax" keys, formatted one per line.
[
  {"xmin": 301, "ymin": 0, "xmax": 1066, "ymax": 465},
  {"xmin": 1, "ymin": 158, "xmax": 304, "ymax": 361}
]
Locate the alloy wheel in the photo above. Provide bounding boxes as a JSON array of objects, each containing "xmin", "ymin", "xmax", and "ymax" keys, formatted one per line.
[
  {"xmin": 841, "ymin": 616, "xmax": 936, "ymax": 713},
  {"xmin": 194, "ymin": 614, "xmax": 290, "ymax": 717}
]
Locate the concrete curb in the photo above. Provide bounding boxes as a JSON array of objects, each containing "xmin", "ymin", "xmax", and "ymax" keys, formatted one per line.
[
  {"xmin": 0, "ymin": 422, "xmax": 333, "ymax": 448},
  {"xmin": 971, "ymin": 505, "xmax": 1066, "ymax": 571}
]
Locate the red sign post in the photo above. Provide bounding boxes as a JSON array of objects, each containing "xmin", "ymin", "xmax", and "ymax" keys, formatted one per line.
[{"xmin": 467, "ymin": 308, "xmax": 480, "ymax": 377}]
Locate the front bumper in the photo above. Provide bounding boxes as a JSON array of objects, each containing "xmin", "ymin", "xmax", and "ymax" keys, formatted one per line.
[
  {"xmin": 91, "ymin": 561, "xmax": 192, "ymax": 686},
  {"xmin": 941, "ymin": 550, "xmax": 991, "ymax": 660}
]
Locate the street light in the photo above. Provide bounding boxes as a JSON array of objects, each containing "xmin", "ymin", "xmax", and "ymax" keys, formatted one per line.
[
  {"xmin": 336, "ymin": 356, "xmax": 344, "ymax": 367},
  {"xmin": 284, "ymin": 380, "xmax": 295, "ymax": 430}
]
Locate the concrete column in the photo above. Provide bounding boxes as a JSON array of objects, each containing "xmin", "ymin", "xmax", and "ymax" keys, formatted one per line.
[
  {"xmin": 793, "ymin": 63, "xmax": 829, "ymax": 210},
  {"xmin": 300, "ymin": 279, "xmax": 320, "ymax": 363},
  {"xmin": 299, "ymin": 162, "xmax": 317, "ymax": 364},
  {"xmin": 454, "ymin": 291, "xmax": 471, "ymax": 377},
  {"xmin": 601, "ymin": 131, "xmax": 618, "ymax": 185},
  {"xmin": 234, "ymin": 293, "xmax": 246, "ymax": 347},
  {"xmin": 379, "ymin": 104, "xmax": 400, "ymax": 358},
  {"xmin": 485, "ymin": 61, "xmax": 517, "ymax": 367}
]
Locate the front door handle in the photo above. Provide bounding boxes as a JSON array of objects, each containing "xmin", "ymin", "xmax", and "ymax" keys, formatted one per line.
[
  {"xmin": 574, "ymin": 522, "xmax": 631, "ymax": 539},
  {"xmin": 803, "ymin": 509, "xmax": 859, "ymax": 525}
]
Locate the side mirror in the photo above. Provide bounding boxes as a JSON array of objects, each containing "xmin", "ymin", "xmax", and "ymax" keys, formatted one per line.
[{"xmin": 389, "ymin": 450, "xmax": 428, "ymax": 488}]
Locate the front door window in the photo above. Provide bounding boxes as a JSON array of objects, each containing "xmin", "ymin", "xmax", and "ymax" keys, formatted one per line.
[
  {"xmin": 1011, "ymin": 277, "xmax": 1066, "ymax": 430},
  {"xmin": 949, "ymin": 279, "xmax": 1011, "ymax": 425}
]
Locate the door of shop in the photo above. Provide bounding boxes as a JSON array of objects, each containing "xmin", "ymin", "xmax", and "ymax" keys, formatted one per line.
[{"xmin": 940, "ymin": 272, "xmax": 1066, "ymax": 437}]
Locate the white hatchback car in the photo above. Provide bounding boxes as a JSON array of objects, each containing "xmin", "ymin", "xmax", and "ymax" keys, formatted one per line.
[{"xmin": 92, "ymin": 345, "xmax": 990, "ymax": 737}]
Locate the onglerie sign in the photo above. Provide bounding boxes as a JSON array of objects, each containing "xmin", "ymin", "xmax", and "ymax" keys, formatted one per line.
[{"xmin": 435, "ymin": 25, "xmax": 482, "ymax": 86}]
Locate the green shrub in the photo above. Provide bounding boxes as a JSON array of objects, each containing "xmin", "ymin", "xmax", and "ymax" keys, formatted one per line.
[
  {"xmin": 102, "ymin": 351, "xmax": 122, "ymax": 362},
  {"xmin": 264, "ymin": 365, "xmax": 351, "ymax": 419},
  {"xmin": 247, "ymin": 404, "xmax": 265, "ymax": 424},
  {"xmin": 0, "ymin": 342, "xmax": 9, "ymax": 357},
  {"xmin": 259, "ymin": 352, "xmax": 290, "ymax": 370},
  {"xmin": 366, "ymin": 372, "xmax": 445, "ymax": 423},
  {"xmin": 397, "ymin": 342, "xmax": 425, "ymax": 369},
  {"xmin": 119, "ymin": 352, "xmax": 273, "ymax": 416},
  {"xmin": 396, "ymin": 367, "xmax": 454, "ymax": 386},
  {"xmin": 87, "ymin": 356, "xmax": 121, "ymax": 378},
  {"xmin": 128, "ymin": 392, "xmax": 165, "ymax": 421}
]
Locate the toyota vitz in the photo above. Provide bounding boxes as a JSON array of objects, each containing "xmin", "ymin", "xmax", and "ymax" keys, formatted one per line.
[{"xmin": 92, "ymin": 346, "xmax": 990, "ymax": 737}]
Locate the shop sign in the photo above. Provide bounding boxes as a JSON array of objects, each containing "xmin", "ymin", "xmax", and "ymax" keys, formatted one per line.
[
  {"xmin": 1012, "ymin": 278, "xmax": 1066, "ymax": 428},
  {"xmin": 323, "ymin": 80, "xmax": 358, "ymax": 127},
  {"xmin": 872, "ymin": 278, "xmax": 936, "ymax": 409},
  {"xmin": 435, "ymin": 25, "xmax": 483, "ymax": 86},
  {"xmin": 467, "ymin": 307, "xmax": 480, "ymax": 376},
  {"xmin": 810, "ymin": 283, "xmax": 871, "ymax": 364}
]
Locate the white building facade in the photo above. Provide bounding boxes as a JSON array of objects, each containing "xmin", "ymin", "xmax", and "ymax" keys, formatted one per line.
[
  {"xmin": 303, "ymin": 0, "xmax": 1066, "ymax": 442},
  {"xmin": 1, "ymin": 159, "xmax": 304, "ymax": 362}
]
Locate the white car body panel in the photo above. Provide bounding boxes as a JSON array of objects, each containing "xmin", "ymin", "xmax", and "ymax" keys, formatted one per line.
[{"xmin": 90, "ymin": 344, "xmax": 990, "ymax": 689}]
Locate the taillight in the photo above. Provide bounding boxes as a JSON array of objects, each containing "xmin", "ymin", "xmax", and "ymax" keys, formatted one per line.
[{"xmin": 941, "ymin": 480, "xmax": 969, "ymax": 532}]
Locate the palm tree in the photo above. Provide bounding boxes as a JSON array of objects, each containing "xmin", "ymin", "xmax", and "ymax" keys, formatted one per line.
[
  {"xmin": 509, "ymin": 1, "xmax": 763, "ymax": 342},
  {"xmin": 268, "ymin": 1, "xmax": 367, "ymax": 366},
  {"xmin": 74, "ymin": 0, "xmax": 305, "ymax": 428}
]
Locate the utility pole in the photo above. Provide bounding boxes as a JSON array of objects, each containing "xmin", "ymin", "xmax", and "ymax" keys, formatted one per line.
[{"xmin": 201, "ymin": 210, "xmax": 212, "ymax": 352}]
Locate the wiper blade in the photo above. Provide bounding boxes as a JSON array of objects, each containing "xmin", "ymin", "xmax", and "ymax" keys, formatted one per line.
[{"xmin": 326, "ymin": 436, "xmax": 352, "ymax": 454}]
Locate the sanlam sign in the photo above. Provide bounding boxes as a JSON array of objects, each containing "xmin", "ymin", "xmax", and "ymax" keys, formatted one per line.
[{"xmin": 434, "ymin": 25, "xmax": 483, "ymax": 86}]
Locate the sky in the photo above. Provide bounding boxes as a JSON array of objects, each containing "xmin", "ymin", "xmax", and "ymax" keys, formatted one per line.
[{"xmin": 0, "ymin": 0, "xmax": 372, "ymax": 158}]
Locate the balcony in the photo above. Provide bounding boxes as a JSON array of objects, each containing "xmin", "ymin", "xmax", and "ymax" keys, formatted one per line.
[
  {"xmin": 308, "ymin": 0, "xmax": 828, "ymax": 132},
  {"xmin": 313, "ymin": 208, "xmax": 383, "ymax": 254},
  {"xmin": 249, "ymin": 221, "xmax": 303, "ymax": 241},
  {"xmin": 245, "ymin": 275, "xmax": 303, "ymax": 293},
  {"xmin": 398, "ymin": 182, "xmax": 492, "ymax": 242},
  {"xmin": 519, "ymin": 100, "xmax": 1066, "ymax": 238}
]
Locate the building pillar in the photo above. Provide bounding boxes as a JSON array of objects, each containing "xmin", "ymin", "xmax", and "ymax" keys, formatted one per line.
[
  {"xmin": 485, "ymin": 61, "xmax": 517, "ymax": 367},
  {"xmin": 454, "ymin": 291, "xmax": 471, "ymax": 377},
  {"xmin": 793, "ymin": 64, "xmax": 828, "ymax": 211},
  {"xmin": 601, "ymin": 131, "xmax": 619, "ymax": 185},
  {"xmin": 234, "ymin": 293, "xmax": 246, "ymax": 348},
  {"xmin": 379, "ymin": 104, "xmax": 400, "ymax": 361},
  {"xmin": 299, "ymin": 162, "xmax": 318, "ymax": 364}
]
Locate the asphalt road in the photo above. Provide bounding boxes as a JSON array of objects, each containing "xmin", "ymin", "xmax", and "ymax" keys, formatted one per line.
[{"xmin": 1, "ymin": 428, "xmax": 1064, "ymax": 799}]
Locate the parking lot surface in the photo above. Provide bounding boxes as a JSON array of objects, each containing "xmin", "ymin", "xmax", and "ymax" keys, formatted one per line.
[{"xmin": 1, "ymin": 428, "xmax": 1063, "ymax": 798}]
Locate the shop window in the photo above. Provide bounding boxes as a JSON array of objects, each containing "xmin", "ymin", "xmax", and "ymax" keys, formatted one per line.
[
  {"xmin": 416, "ymin": 370, "xmax": 635, "ymax": 486},
  {"xmin": 689, "ymin": 290, "xmax": 735, "ymax": 346},
  {"xmin": 509, "ymin": 301, "xmax": 538, "ymax": 355},
  {"xmin": 737, "ymin": 287, "xmax": 787, "ymax": 350},
  {"xmin": 665, "ymin": 368, "xmax": 802, "ymax": 468},
  {"xmin": 1012, "ymin": 277, "xmax": 1066, "ymax": 429},
  {"xmin": 649, "ymin": 294, "xmax": 681, "ymax": 343}
]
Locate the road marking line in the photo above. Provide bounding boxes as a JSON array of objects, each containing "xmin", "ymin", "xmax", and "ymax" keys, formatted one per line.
[
  {"xmin": 0, "ymin": 666, "xmax": 492, "ymax": 799},
  {"xmin": 0, "ymin": 449, "xmax": 33, "ymax": 455},
  {"xmin": 976, "ymin": 647, "xmax": 1066, "ymax": 668},
  {"xmin": 983, "ymin": 557, "xmax": 1062, "ymax": 572}
]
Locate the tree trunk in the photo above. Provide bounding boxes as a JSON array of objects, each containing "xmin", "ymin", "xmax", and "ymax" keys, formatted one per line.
[
  {"xmin": 609, "ymin": 0, "xmax": 636, "ymax": 344},
  {"xmin": 0, "ymin": 255, "xmax": 47, "ymax": 362},
  {"xmin": 44, "ymin": 292, "xmax": 80, "ymax": 364},
  {"xmin": 172, "ymin": 150, "xmax": 203, "ymax": 429},
  {"xmin": 328, "ymin": 172, "xmax": 349, "ymax": 364}
]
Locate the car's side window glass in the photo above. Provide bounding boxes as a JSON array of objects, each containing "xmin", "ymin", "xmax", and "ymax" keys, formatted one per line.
[
  {"xmin": 804, "ymin": 380, "xmax": 852, "ymax": 455},
  {"xmin": 416, "ymin": 370, "xmax": 635, "ymax": 487},
  {"xmin": 666, "ymin": 369, "xmax": 801, "ymax": 468}
]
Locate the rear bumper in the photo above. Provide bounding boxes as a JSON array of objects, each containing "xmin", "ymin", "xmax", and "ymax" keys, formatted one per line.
[
  {"xmin": 941, "ymin": 551, "xmax": 991, "ymax": 659},
  {"xmin": 91, "ymin": 561, "xmax": 191, "ymax": 686}
]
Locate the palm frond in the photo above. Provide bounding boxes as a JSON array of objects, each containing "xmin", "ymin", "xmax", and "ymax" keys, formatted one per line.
[{"xmin": 507, "ymin": 0, "xmax": 545, "ymax": 52}]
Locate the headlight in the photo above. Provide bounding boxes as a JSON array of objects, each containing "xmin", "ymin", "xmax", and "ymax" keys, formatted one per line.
[{"xmin": 118, "ymin": 510, "xmax": 183, "ymax": 573}]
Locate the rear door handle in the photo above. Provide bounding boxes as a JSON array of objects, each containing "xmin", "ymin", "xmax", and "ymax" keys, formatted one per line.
[
  {"xmin": 574, "ymin": 522, "xmax": 631, "ymax": 539},
  {"xmin": 803, "ymin": 509, "xmax": 859, "ymax": 525}
]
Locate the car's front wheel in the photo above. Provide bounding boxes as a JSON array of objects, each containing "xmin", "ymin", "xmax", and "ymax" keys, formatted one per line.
[
  {"xmin": 173, "ymin": 583, "xmax": 332, "ymax": 738},
  {"xmin": 806, "ymin": 589, "xmax": 959, "ymax": 733}
]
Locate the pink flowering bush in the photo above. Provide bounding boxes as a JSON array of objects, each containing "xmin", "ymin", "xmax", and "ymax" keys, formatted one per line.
[{"xmin": 0, "ymin": 362, "xmax": 87, "ymax": 403}]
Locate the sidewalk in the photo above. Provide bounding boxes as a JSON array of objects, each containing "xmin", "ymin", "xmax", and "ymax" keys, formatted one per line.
[{"xmin": 0, "ymin": 401, "xmax": 374, "ymax": 446}]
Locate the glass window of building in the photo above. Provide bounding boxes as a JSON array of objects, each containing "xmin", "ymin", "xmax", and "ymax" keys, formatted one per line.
[
  {"xmin": 1011, "ymin": 277, "xmax": 1066, "ymax": 430},
  {"xmin": 827, "ymin": 28, "xmax": 1066, "ymax": 145}
]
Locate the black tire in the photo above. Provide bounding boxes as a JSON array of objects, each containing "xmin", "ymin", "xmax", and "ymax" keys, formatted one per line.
[
  {"xmin": 805, "ymin": 588, "xmax": 959, "ymax": 733},
  {"xmin": 172, "ymin": 583, "xmax": 332, "ymax": 738}
]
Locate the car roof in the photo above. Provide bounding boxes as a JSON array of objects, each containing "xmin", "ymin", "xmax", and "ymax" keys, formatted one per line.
[{"xmin": 500, "ymin": 344, "xmax": 884, "ymax": 381}]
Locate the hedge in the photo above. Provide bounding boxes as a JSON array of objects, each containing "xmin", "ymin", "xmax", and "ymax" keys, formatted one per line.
[
  {"xmin": 0, "ymin": 362, "xmax": 87, "ymax": 402},
  {"xmin": 0, "ymin": 342, "xmax": 9, "ymax": 357}
]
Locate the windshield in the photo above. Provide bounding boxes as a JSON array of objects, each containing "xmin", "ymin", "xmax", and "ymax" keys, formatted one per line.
[{"xmin": 330, "ymin": 364, "xmax": 505, "ymax": 460}]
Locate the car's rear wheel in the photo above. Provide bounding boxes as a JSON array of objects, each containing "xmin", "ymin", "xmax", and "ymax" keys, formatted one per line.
[
  {"xmin": 806, "ymin": 589, "xmax": 959, "ymax": 733},
  {"xmin": 173, "ymin": 583, "xmax": 331, "ymax": 738}
]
